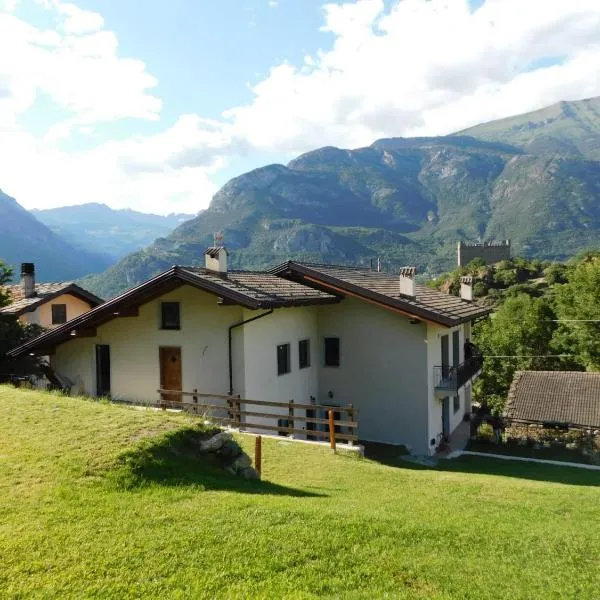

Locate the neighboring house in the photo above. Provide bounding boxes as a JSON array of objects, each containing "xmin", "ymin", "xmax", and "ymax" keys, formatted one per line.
[
  {"xmin": 9, "ymin": 249, "xmax": 490, "ymax": 455},
  {"xmin": 506, "ymin": 371, "xmax": 600, "ymax": 429},
  {"xmin": 0, "ymin": 263, "xmax": 103, "ymax": 329}
]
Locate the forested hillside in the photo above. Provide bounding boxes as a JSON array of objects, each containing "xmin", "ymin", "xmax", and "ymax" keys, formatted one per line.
[{"xmin": 86, "ymin": 96, "xmax": 600, "ymax": 299}]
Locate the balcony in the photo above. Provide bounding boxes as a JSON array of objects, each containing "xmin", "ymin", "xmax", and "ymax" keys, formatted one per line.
[{"xmin": 433, "ymin": 355, "xmax": 484, "ymax": 397}]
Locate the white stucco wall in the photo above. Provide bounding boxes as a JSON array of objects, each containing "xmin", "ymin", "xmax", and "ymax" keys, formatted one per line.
[
  {"xmin": 51, "ymin": 285, "xmax": 243, "ymax": 403},
  {"xmin": 238, "ymin": 306, "xmax": 319, "ymax": 437},
  {"xmin": 317, "ymin": 297, "xmax": 429, "ymax": 453},
  {"xmin": 426, "ymin": 322, "xmax": 471, "ymax": 453},
  {"xmin": 47, "ymin": 282, "xmax": 475, "ymax": 454},
  {"xmin": 21, "ymin": 293, "xmax": 94, "ymax": 329}
]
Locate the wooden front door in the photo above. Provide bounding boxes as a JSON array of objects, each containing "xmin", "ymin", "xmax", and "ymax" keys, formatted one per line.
[{"xmin": 159, "ymin": 346, "xmax": 182, "ymax": 402}]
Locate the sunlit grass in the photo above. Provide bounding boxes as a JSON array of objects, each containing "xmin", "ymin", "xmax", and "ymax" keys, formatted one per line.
[{"xmin": 0, "ymin": 386, "xmax": 599, "ymax": 599}]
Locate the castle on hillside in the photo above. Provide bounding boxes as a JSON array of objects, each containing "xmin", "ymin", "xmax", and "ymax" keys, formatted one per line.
[{"xmin": 457, "ymin": 240, "xmax": 511, "ymax": 266}]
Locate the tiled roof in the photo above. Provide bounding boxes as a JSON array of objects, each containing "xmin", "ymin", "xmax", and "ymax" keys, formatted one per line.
[
  {"xmin": 271, "ymin": 262, "xmax": 490, "ymax": 326},
  {"xmin": 506, "ymin": 371, "xmax": 600, "ymax": 429},
  {"xmin": 180, "ymin": 267, "xmax": 337, "ymax": 306},
  {"xmin": 0, "ymin": 282, "xmax": 102, "ymax": 316},
  {"xmin": 8, "ymin": 266, "xmax": 338, "ymax": 358}
]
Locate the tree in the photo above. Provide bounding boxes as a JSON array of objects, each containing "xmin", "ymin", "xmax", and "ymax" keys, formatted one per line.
[
  {"xmin": 0, "ymin": 261, "xmax": 12, "ymax": 307},
  {"xmin": 473, "ymin": 294, "xmax": 559, "ymax": 411},
  {"xmin": 0, "ymin": 260, "xmax": 43, "ymax": 380},
  {"xmin": 554, "ymin": 256, "xmax": 600, "ymax": 370}
]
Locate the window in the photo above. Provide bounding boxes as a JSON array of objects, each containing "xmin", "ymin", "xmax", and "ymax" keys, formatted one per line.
[
  {"xmin": 324, "ymin": 337, "xmax": 340, "ymax": 367},
  {"xmin": 277, "ymin": 418, "xmax": 290, "ymax": 436},
  {"xmin": 453, "ymin": 396, "xmax": 460, "ymax": 414},
  {"xmin": 51, "ymin": 304, "xmax": 67, "ymax": 325},
  {"xmin": 161, "ymin": 302, "xmax": 180, "ymax": 330},
  {"xmin": 298, "ymin": 339, "xmax": 310, "ymax": 369},
  {"xmin": 277, "ymin": 343, "xmax": 291, "ymax": 375}
]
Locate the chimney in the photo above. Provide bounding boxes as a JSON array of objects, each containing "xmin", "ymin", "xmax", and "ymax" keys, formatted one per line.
[
  {"xmin": 460, "ymin": 276, "xmax": 473, "ymax": 301},
  {"xmin": 20, "ymin": 263, "xmax": 36, "ymax": 298},
  {"xmin": 399, "ymin": 266, "xmax": 416, "ymax": 297},
  {"xmin": 204, "ymin": 247, "xmax": 228, "ymax": 274}
]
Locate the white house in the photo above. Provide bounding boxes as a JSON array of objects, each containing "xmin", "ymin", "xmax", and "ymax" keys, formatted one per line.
[
  {"xmin": 9, "ymin": 248, "xmax": 489, "ymax": 455},
  {"xmin": 0, "ymin": 263, "xmax": 103, "ymax": 329}
]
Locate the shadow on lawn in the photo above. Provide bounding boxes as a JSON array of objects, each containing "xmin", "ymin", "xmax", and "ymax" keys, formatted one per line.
[
  {"xmin": 108, "ymin": 427, "xmax": 324, "ymax": 497},
  {"xmin": 362, "ymin": 443, "xmax": 600, "ymax": 487}
]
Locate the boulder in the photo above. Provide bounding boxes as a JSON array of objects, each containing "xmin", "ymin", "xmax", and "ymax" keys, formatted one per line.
[
  {"xmin": 231, "ymin": 453, "xmax": 252, "ymax": 472},
  {"xmin": 219, "ymin": 440, "xmax": 243, "ymax": 458},
  {"xmin": 239, "ymin": 467, "xmax": 260, "ymax": 480},
  {"xmin": 199, "ymin": 431, "xmax": 232, "ymax": 452}
]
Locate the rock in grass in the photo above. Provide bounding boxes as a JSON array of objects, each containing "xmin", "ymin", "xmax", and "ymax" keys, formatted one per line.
[
  {"xmin": 239, "ymin": 467, "xmax": 260, "ymax": 480},
  {"xmin": 219, "ymin": 440, "xmax": 243, "ymax": 458},
  {"xmin": 231, "ymin": 453, "xmax": 252, "ymax": 472},
  {"xmin": 200, "ymin": 432, "xmax": 232, "ymax": 452}
]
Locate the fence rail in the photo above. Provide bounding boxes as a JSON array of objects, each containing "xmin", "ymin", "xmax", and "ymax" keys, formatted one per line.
[{"xmin": 157, "ymin": 388, "xmax": 359, "ymax": 445}]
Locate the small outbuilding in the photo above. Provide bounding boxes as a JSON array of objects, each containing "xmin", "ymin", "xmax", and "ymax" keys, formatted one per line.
[{"xmin": 505, "ymin": 371, "xmax": 600, "ymax": 429}]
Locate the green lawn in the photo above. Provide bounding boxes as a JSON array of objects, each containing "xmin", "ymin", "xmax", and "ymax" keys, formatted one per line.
[{"xmin": 1, "ymin": 387, "xmax": 599, "ymax": 599}]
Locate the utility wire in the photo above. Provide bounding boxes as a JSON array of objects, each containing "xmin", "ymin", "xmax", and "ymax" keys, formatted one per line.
[
  {"xmin": 548, "ymin": 318, "xmax": 600, "ymax": 322},
  {"xmin": 482, "ymin": 354, "xmax": 573, "ymax": 358}
]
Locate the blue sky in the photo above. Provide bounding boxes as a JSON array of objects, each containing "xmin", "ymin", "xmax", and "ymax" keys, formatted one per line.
[
  {"xmin": 14, "ymin": 0, "xmax": 344, "ymax": 184},
  {"xmin": 1, "ymin": 0, "xmax": 599, "ymax": 214}
]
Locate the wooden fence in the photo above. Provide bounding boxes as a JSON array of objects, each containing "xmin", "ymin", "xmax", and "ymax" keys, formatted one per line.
[{"xmin": 157, "ymin": 389, "xmax": 359, "ymax": 445}]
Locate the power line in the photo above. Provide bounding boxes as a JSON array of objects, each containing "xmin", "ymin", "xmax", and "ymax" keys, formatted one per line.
[
  {"xmin": 482, "ymin": 354, "xmax": 574, "ymax": 359},
  {"xmin": 550, "ymin": 319, "xmax": 600, "ymax": 323}
]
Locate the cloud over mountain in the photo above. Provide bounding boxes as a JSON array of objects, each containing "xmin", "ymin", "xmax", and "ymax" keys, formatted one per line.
[{"xmin": 2, "ymin": 0, "xmax": 600, "ymax": 214}]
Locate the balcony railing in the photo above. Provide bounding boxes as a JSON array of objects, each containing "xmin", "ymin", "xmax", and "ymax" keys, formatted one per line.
[{"xmin": 433, "ymin": 355, "xmax": 484, "ymax": 395}]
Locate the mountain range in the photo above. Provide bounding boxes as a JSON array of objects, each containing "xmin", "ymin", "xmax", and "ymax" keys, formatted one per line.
[
  {"xmin": 85, "ymin": 96, "xmax": 600, "ymax": 299},
  {"xmin": 32, "ymin": 204, "xmax": 195, "ymax": 261},
  {"xmin": 0, "ymin": 195, "xmax": 194, "ymax": 282},
  {"xmin": 0, "ymin": 191, "xmax": 113, "ymax": 281}
]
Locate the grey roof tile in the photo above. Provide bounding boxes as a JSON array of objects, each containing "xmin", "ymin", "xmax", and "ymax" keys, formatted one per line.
[
  {"xmin": 506, "ymin": 371, "xmax": 600, "ymax": 428},
  {"xmin": 181, "ymin": 268, "xmax": 337, "ymax": 306},
  {"xmin": 272, "ymin": 262, "xmax": 490, "ymax": 325}
]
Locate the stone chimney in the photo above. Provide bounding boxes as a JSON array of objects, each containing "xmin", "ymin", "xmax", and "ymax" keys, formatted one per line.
[
  {"xmin": 204, "ymin": 247, "xmax": 228, "ymax": 274},
  {"xmin": 399, "ymin": 266, "xmax": 416, "ymax": 297},
  {"xmin": 460, "ymin": 276, "xmax": 473, "ymax": 301},
  {"xmin": 20, "ymin": 263, "xmax": 36, "ymax": 298}
]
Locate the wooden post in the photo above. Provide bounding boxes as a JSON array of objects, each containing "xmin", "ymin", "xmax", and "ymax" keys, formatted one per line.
[
  {"xmin": 236, "ymin": 395, "xmax": 242, "ymax": 429},
  {"xmin": 347, "ymin": 404, "xmax": 354, "ymax": 446},
  {"xmin": 328, "ymin": 409, "xmax": 336, "ymax": 451},
  {"xmin": 255, "ymin": 435, "xmax": 262, "ymax": 477}
]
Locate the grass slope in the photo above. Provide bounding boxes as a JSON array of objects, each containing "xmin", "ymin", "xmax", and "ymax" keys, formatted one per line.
[{"xmin": 1, "ymin": 387, "xmax": 599, "ymax": 599}]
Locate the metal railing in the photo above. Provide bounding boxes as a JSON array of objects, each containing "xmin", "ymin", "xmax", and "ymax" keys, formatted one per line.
[{"xmin": 433, "ymin": 355, "xmax": 484, "ymax": 394}]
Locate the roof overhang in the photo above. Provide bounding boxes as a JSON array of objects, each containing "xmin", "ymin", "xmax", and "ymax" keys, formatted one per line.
[
  {"xmin": 271, "ymin": 261, "xmax": 491, "ymax": 327},
  {"xmin": 1, "ymin": 284, "xmax": 104, "ymax": 318},
  {"xmin": 8, "ymin": 266, "xmax": 338, "ymax": 358}
]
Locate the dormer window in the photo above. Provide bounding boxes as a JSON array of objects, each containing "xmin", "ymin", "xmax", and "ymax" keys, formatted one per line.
[{"xmin": 161, "ymin": 302, "xmax": 180, "ymax": 330}]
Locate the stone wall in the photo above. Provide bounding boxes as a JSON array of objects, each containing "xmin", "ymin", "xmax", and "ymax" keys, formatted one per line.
[{"xmin": 457, "ymin": 240, "xmax": 511, "ymax": 266}]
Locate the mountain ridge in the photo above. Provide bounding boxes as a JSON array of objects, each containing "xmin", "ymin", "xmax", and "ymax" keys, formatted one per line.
[
  {"xmin": 32, "ymin": 203, "xmax": 196, "ymax": 261},
  {"xmin": 83, "ymin": 96, "xmax": 600, "ymax": 298},
  {"xmin": 0, "ymin": 191, "xmax": 113, "ymax": 282}
]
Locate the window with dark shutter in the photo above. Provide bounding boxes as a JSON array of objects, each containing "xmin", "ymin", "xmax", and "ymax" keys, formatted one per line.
[
  {"xmin": 51, "ymin": 304, "xmax": 67, "ymax": 325},
  {"xmin": 324, "ymin": 337, "xmax": 340, "ymax": 367},
  {"xmin": 277, "ymin": 343, "xmax": 291, "ymax": 376},
  {"xmin": 453, "ymin": 396, "xmax": 460, "ymax": 414},
  {"xmin": 161, "ymin": 302, "xmax": 181, "ymax": 330},
  {"xmin": 298, "ymin": 339, "xmax": 310, "ymax": 369}
]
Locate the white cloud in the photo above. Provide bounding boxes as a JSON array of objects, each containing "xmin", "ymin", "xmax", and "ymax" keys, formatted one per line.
[
  {"xmin": 3, "ymin": 0, "xmax": 600, "ymax": 216},
  {"xmin": 223, "ymin": 0, "xmax": 600, "ymax": 151},
  {"xmin": 56, "ymin": 2, "xmax": 104, "ymax": 34}
]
